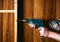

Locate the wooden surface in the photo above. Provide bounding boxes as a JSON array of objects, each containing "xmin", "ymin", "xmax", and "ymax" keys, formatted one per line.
[
  {"xmin": 24, "ymin": 0, "xmax": 33, "ymax": 42},
  {"xmin": 56, "ymin": 0, "xmax": 60, "ymax": 19},
  {"xmin": 24, "ymin": 0, "xmax": 60, "ymax": 42},
  {"xmin": 0, "ymin": 0, "xmax": 14, "ymax": 10},
  {"xmin": 0, "ymin": 0, "xmax": 3, "ymax": 10},
  {"xmin": 0, "ymin": 14, "xmax": 3, "ymax": 42},
  {"xmin": 0, "ymin": 13, "xmax": 14, "ymax": 42},
  {"xmin": 3, "ymin": 0, "xmax": 14, "ymax": 10},
  {"xmin": 3, "ymin": 13, "xmax": 14, "ymax": 42},
  {"xmin": 0, "ymin": 0, "xmax": 14, "ymax": 42}
]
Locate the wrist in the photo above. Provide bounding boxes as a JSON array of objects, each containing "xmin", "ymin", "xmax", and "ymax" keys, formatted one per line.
[
  {"xmin": 48, "ymin": 31, "xmax": 55, "ymax": 38},
  {"xmin": 44, "ymin": 30, "xmax": 50, "ymax": 37}
]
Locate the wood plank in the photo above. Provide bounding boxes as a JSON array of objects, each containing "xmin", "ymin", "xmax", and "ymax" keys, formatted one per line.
[
  {"xmin": 3, "ymin": 0, "xmax": 9, "ymax": 10},
  {"xmin": 3, "ymin": 13, "xmax": 14, "ymax": 42},
  {"xmin": 9, "ymin": 14, "xmax": 14, "ymax": 42},
  {"xmin": 24, "ymin": 0, "xmax": 33, "ymax": 18},
  {"xmin": 43, "ymin": 0, "xmax": 51, "ymax": 20},
  {"xmin": 56, "ymin": 0, "xmax": 60, "ymax": 19},
  {"xmin": 34, "ymin": 0, "xmax": 44, "ymax": 19},
  {"xmin": 0, "ymin": 14, "xmax": 3, "ymax": 42},
  {"xmin": 3, "ymin": 13, "xmax": 9, "ymax": 42},
  {"xmin": 24, "ymin": 0, "xmax": 33, "ymax": 42},
  {"xmin": 3, "ymin": 0, "xmax": 14, "ymax": 10},
  {"xmin": 0, "ymin": 0, "xmax": 3, "ymax": 10}
]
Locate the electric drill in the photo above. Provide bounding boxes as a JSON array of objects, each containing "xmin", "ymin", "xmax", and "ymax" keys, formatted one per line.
[
  {"xmin": 18, "ymin": 19, "xmax": 44, "ymax": 28},
  {"xmin": 18, "ymin": 19, "xmax": 60, "ymax": 31}
]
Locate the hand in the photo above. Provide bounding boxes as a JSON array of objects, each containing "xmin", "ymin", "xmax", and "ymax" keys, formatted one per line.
[
  {"xmin": 28, "ymin": 23, "xmax": 60, "ymax": 41},
  {"xmin": 28, "ymin": 23, "xmax": 49, "ymax": 37},
  {"xmin": 38, "ymin": 28, "xmax": 49, "ymax": 37}
]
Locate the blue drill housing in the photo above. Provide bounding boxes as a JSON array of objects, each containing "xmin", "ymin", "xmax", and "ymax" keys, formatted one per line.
[{"xmin": 26, "ymin": 19, "xmax": 44, "ymax": 28}]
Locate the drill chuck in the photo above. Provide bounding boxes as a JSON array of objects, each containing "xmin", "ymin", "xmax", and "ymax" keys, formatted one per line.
[{"xmin": 49, "ymin": 20, "xmax": 60, "ymax": 31}]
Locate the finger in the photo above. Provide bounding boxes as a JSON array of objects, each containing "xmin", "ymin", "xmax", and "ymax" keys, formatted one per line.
[
  {"xmin": 31, "ymin": 24, "xmax": 35, "ymax": 28},
  {"xmin": 39, "ymin": 28, "xmax": 45, "ymax": 36},
  {"xmin": 28, "ymin": 23, "xmax": 33, "ymax": 28},
  {"xmin": 38, "ymin": 28, "xmax": 41, "ymax": 31},
  {"xmin": 39, "ymin": 30, "xmax": 44, "ymax": 36},
  {"xmin": 32, "ymin": 24, "xmax": 35, "ymax": 28},
  {"xmin": 28, "ymin": 23, "xmax": 32, "ymax": 28},
  {"xmin": 38, "ymin": 27, "xmax": 45, "ymax": 31},
  {"xmin": 28, "ymin": 23, "xmax": 35, "ymax": 28}
]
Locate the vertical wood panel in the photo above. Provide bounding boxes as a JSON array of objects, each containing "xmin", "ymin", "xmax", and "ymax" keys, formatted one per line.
[
  {"xmin": 56, "ymin": 0, "xmax": 60, "ymax": 19},
  {"xmin": 24, "ymin": 0, "xmax": 33, "ymax": 42},
  {"xmin": 9, "ymin": 14, "xmax": 14, "ymax": 42},
  {"xmin": 43, "ymin": 0, "xmax": 51, "ymax": 20},
  {"xmin": 34, "ymin": 0, "xmax": 44, "ymax": 19},
  {"xmin": 0, "ymin": 14, "xmax": 3, "ymax": 42},
  {"xmin": 0, "ymin": 0, "xmax": 3, "ymax": 10},
  {"xmin": 3, "ymin": 13, "xmax": 9, "ymax": 42},
  {"xmin": 3, "ymin": 13, "xmax": 14, "ymax": 42},
  {"xmin": 3, "ymin": 0, "xmax": 14, "ymax": 10},
  {"xmin": 24, "ymin": 0, "xmax": 33, "ymax": 18}
]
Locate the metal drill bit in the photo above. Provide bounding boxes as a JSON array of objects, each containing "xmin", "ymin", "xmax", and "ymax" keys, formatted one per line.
[{"xmin": 18, "ymin": 19, "xmax": 27, "ymax": 22}]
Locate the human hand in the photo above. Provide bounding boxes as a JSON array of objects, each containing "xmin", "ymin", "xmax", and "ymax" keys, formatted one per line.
[
  {"xmin": 28, "ymin": 23, "xmax": 60, "ymax": 41},
  {"xmin": 28, "ymin": 23, "xmax": 49, "ymax": 37},
  {"xmin": 38, "ymin": 28, "xmax": 49, "ymax": 37}
]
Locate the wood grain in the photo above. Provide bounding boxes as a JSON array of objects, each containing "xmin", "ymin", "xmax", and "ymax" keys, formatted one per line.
[
  {"xmin": 9, "ymin": 14, "xmax": 14, "ymax": 42},
  {"xmin": 3, "ymin": 13, "xmax": 9, "ymax": 42},
  {"xmin": 56, "ymin": 0, "xmax": 60, "ymax": 19},
  {"xmin": 3, "ymin": 13, "xmax": 14, "ymax": 42},
  {"xmin": 24, "ymin": 0, "xmax": 33, "ymax": 42},
  {"xmin": 34, "ymin": 0, "xmax": 44, "ymax": 19},
  {"xmin": 0, "ymin": 0, "xmax": 3, "ymax": 10},
  {"xmin": 3, "ymin": 0, "xmax": 14, "ymax": 10},
  {"xmin": 0, "ymin": 14, "xmax": 3, "ymax": 42}
]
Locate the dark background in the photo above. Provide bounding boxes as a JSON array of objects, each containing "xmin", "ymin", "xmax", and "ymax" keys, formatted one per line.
[{"xmin": 18, "ymin": 0, "xmax": 24, "ymax": 42}]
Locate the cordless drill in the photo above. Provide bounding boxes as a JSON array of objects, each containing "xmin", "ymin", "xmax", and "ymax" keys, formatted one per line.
[
  {"xmin": 18, "ymin": 19, "xmax": 44, "ymax": 28},
  {"xmin": 18, "ymin": 19, "xmax": 60, "ymax": 31}
]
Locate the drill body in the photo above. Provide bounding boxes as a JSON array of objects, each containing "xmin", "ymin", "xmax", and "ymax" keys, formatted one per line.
[
  {"xmin": 19, "ymin": 19, "xmax": 44, "ymax": 28},
  {"xmin": 19, "ymin": 19, "xmax": 60, "ymax": 31}
]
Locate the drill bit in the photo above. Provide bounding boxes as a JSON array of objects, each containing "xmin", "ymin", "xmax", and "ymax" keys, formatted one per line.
[{"xmin": 18, "ymin": 19, "xmax": 27, "ymax": 22}]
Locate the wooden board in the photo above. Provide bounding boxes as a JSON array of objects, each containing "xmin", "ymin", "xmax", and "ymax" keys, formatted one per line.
[{"xmin": 3, "ymin": 13, "xmax": 14, "ymax": 42}]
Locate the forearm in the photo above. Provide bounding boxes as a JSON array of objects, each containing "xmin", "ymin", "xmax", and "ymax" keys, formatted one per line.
[{"xmin": 48, "ymin": 31, "xmax": 60, "ymax": 41}]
